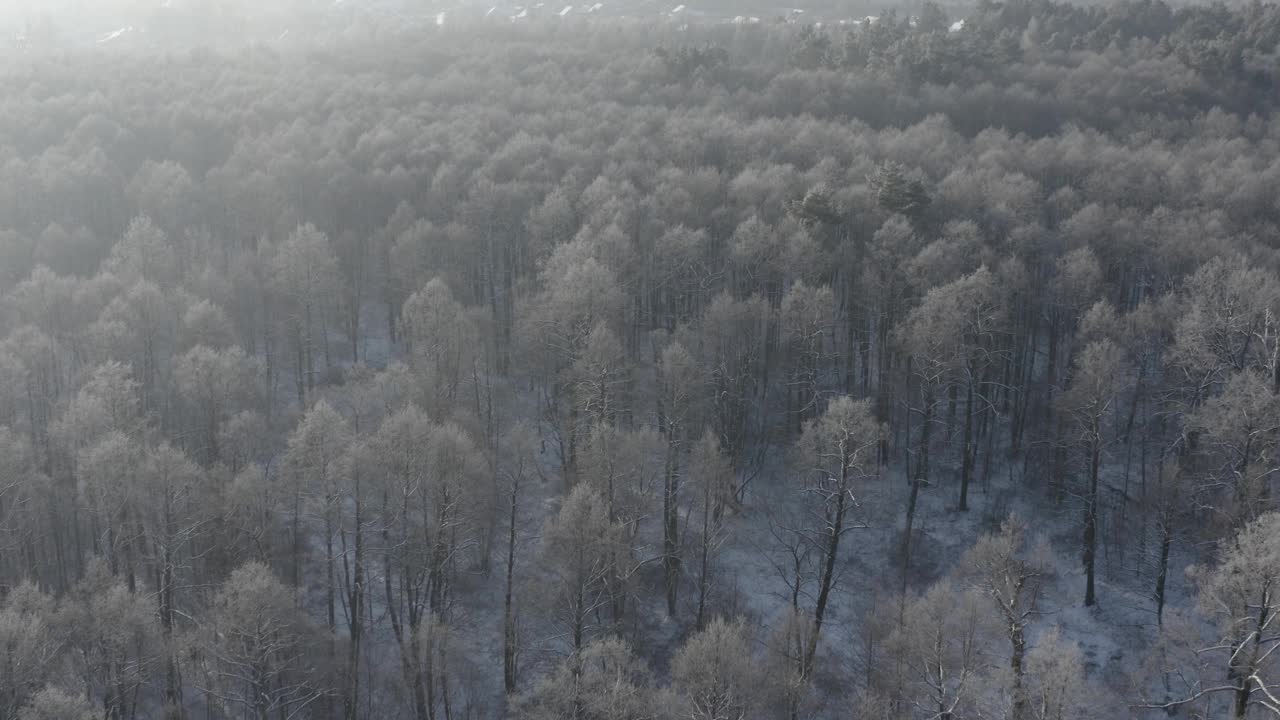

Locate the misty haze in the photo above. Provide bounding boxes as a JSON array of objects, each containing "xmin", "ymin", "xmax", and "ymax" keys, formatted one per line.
[{"xmin": 0, "ymin": 0, "xmax": 1279, "ymax": 719}]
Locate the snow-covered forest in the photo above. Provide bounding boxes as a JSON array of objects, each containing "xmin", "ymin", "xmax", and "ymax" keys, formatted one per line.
[{"xmin": 2, "ymin": 2, "xmax": 1280, "ymax": 718}]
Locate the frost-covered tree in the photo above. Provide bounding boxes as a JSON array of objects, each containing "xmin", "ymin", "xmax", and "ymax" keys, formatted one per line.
[
  {"xmin": 197, "ymin": 562, "xmax": 322, "ymax": 720},
  {"xmin": 687, "ymin": 429, "xmax": 735, "ymax": 629},
  {"xmin": 959, "ymin": 514, "xmax": 1052, "ymax": 718},
  {"xmin": 17, "ymin": 686, "xmax": 97, "ymax": 720},
  {"xmin": 0, "ymin": 583, "xmax": 58, "ymax": 719},
  {"xmin": 1059, "ymin": 338, "xmax": 1126, "ymax": 606},
  {"xmin": 793, "ymin": 396, "xmax": 881, "ymax": 678},
  {"xmin": 512, "ymin": 637, "xmax": 658, "ymax": 720},
  {"xmin": 537, "ymin": 485, "xmax": 625, "ymax": 654},
  {"xmin": 671, "ymin": 619, "xmax": 759, "ymax": 720},
  {"xmin": 270, "ymin": 223, "xmax": 341, "ymax": 404},
  {"xmin": 401, "ymin": 277, "xmax": 476, "ymax": 413},
  {"xmin": 891, "ymin": 581, "xmax": 991, "ymax": 720}
]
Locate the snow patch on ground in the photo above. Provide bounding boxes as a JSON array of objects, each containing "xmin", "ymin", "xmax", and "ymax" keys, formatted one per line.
[{"xmin": 319, "ymin": 314, "xmax": 1205, "ymax": 713}]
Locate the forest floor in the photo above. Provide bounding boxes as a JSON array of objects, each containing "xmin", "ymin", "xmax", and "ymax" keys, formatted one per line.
[{"xmin": 321, "ymin": 321, "xmax": 1197, "ymax": 716}]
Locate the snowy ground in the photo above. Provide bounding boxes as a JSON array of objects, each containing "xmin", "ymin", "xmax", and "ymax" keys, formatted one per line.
[{"xmin": 309, "ymin": 318, "xmax": 1200, "ymax": 717}]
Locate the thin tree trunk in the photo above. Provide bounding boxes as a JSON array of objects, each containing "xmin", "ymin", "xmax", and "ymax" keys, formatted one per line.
[
  {"xmin": 958, "ymin": 373, "xmax": 975, "ymax": 511},
  {"xmin": 663, "ymin": 443, "xmax": 680, "ymax": 618},
  {"xmin": 1154, "ymin": 516, "xmax": 1172, "ymax": 625},
  {"xmin": 1010, "ymin": 626, "xmax": 1026, "ymax": 720},
  {"xmin": 804, "ymin": 456, "xmax": 848, "ymax": 678},
  {"xmin": 503, "ymin": 471, "xmax": 520, "ymax": 694},
  {"xmin": 345, "ymin": 486, "xmax": 365, "ymax": 720},
  {"xmin": 695, "ymin": 468, "xmax": 714, "ymax": 630},
  {"xmin": 903, "ymin": 384, "xmax": 933, "ymax": 596},
  {"xmin": 902, "ymin": 477, "xmax": 921, "ymax": 599},
  {"xmin": 1084, "ymin": 418, "xmax": 1101, "ymax": 607}
]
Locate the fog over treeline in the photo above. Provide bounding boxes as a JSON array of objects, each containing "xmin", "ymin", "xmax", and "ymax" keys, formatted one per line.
[
  {"xmin": 1, "ymin": 1, "xmax": 1280, "ymax": 719},
  {"xmin": 3, "ymin": 0, "xmax": 1271, "ymax": 50}
]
